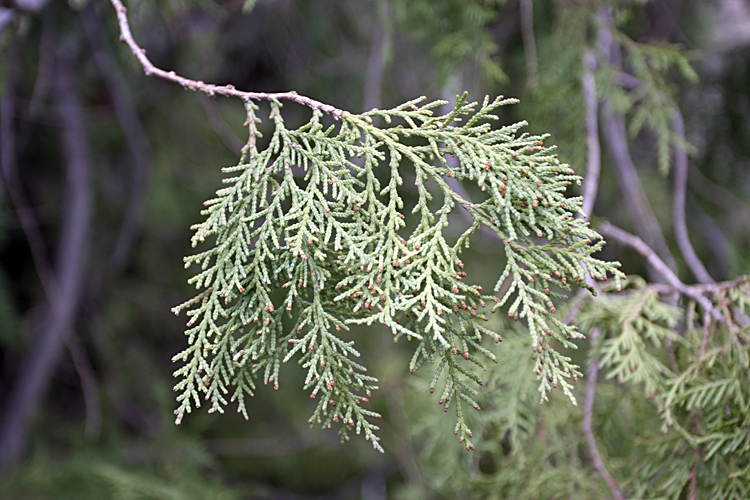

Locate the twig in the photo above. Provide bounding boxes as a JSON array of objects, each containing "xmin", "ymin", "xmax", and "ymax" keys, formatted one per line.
[
  {"xmin": 580, "ymin": 49, "xmax": 600, "ymax": 221},
  {"xmin": 81, "ymin": 4, "xmax": 151, "ymax": 273},
  {"xmin": 599, "ymin": 222, "xmax": 731, "ymax": 329},
  {"xmin": 109, "ymin": 0, "xmax": 346, "ymax": 118},
  {"xmin": 600, "ymin": 111, "xmax": 678, "ymax": 274},
  {"xmin": 596, "ymin": 10, "xmax": 677, "ymax": 275},
  {"xmin": 1, "ymin": 26, "xmax": 100, "ymax": 465},
  {"xmin": 519, "ymin": 0, "xmax": 539, "ymax": 89},
  {"xmin": 594, "ymin": 13, "xmax": 716, "ymax": 283},
  {"xmin": 671, "ymin": 108, "xmax": 714, "ymax": 284},
  {"xmin": 64, "ymin": 333, "xmax": 101, "ymax": 439},
  {"xmin": 0, "ymin": 29, "xmax": 65, "ymax": 472},
  {"xmin": 0, "ymin": 50, "xmax": 93, "ymax": 473},
  {"xmin": 0, "ymin": 36, "xmax": 55, "ymax": 298},
  {"xmin": 583, "ymin": 328, "xmax": 626, "ymax": 500}
]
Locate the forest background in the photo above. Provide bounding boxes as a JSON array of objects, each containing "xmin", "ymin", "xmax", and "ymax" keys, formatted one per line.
[{"xmin": 2, "ymin": 0, "xmax": 750, "ymax": 498}]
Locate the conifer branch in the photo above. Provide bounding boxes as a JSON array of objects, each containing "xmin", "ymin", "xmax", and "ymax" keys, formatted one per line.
[
  {"xmin": 112, "ymin": 0, "xmax": 625, "ymax": 451},
  {"xmin": 109, "ymin": 0, "xmax": 346, "ymax": 118},
  {"xmin": 595, "ymin": 26, "xmax": 712, "ymax": 285},
  {"xmin": 169, "ymin": 92, "xmax": 625, "ymax": 450},
  {"xmin": 596, "ymin": 9, "xmax": 687, "ymax": 274},
  {"xmin": 593, "ymin": 15, "xmax": 721, "ymax": 289}
]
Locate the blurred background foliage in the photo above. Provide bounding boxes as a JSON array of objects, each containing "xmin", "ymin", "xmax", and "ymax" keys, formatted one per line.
[{"xmin": 1, "ymin": 0, "xmax": 750, "ymax": 498}]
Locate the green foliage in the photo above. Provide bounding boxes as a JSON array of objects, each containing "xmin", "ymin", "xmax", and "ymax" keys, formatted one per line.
[
  {"xmin": 4, "ymin": 0, "xmax": 750, "ymax": 498},
  {"xmin": 577, "ymin": 276, "xmax": 683, "ymax": 395},
  {"xmin": 171, "ymin": 92, "xmax": 624, "ymax": 452},
  {"xmin": 390, "ymin": 0, "xmax": 508, "ymax": 87},
  {"xmin": 578, "ymin": 278, "xmax": 750, "ymax": 499},
  {"xmin": 403, "ymin": 332, "xmax": 613, "ymax": 499},
  {"xmin": 598, "ymin": 22, "xmax": 698, "ymax": 175},
  {"xmin": 0, "ymin": 442, "xmax": 247, "ymax": 500},
  {"xmin": 523, "ymin": 0, "xmax": 697, "ymax": 176},
  {"xmin": 407, "ymin": 278, "xmax": 750, "ymax": 499}
]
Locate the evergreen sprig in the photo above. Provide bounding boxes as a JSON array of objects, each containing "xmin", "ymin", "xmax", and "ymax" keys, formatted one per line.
[
  {"xmin": 577, "ymin": 275, "xmax": 750, "ymax": 498},
  {"xmin": 577, "ymin": 276, "xmax": 683, "ymax": 396},
  {"xmin": 172, "ymin": 93, "xmax": 624, "ymax": 451}
]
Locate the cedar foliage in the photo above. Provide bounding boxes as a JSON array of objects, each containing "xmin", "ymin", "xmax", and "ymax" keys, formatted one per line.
[
  {"xmin": 1, "ymin": 1, "xmax": 749, "ymax": 499},
  {"xmin": 171, "ymin": 93, "xmax": 623, "ymax": 452}
]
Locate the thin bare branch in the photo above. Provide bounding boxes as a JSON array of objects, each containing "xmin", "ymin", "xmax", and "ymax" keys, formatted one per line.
[
  {"xmin": 64, "ymin": 333, "xmax": 101, "ymax": 439},
  {"xmin": 600, "ymin": 111, "xmax": 678, "ymax": 273},
  {"xmin": 81, "ymin": 4, "xmax": 151, "ymax": 273},
  {"xmin": 596, "ymin": 10, "xmax": 678, "ymax": 275},
  {"xmin": 109, "ymin": 0, "xmax": 346, "ymax": 118},
  {"xmin": 671, "ymin": 108, "xmax": 714, "ymax": 284},
  {"xmin": 583, "ymin": 328, "xmax": 626, "ymax": 500},
  {"xmin": 0, "ymin": 50, "xmax": 93, "ymax": 473},
  {"xmin": 580, "ymin": 49, "xmax": 600, "ymax": 221},
  {"xmin": 599, "ymin": 222, "xmax": 731, "ymax": 329}
]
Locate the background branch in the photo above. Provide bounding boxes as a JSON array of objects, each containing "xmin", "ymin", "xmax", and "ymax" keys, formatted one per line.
[
  {"xmin": 109, "ymin": 0, "xmax": 346, "ymax": 118},
  {"xmin": 596, "ymin": 11, "xmax": 678, "ymax": 275},
  {"xmin": 583, "ymin": 328, "xmax": 625, "ymax": 500},
  {"xmin": 0, "ymin": 33, "xmax": 55, "ymax": 297},
  {"xmin": 580, "ymin": 49, "xmax": 600, "ymax": 221},
  {"xmin": 81, "ymin": 4, "xmax": 152, "ymax": 274},
  {"xmin": 0, "ymin": 50, "xmax": 93, "ymax": 472},
  {"xmin": 599, "ymin": 222, "xmax": 730, "ymax": 328},
  {"xmin": 600, "ymin": 111, "xmax": 678, "ymax": 273},
  {"xmin": 671, "ymin": 107, "xmax": 714, "ymax": 284}
]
